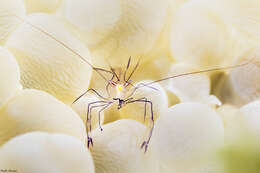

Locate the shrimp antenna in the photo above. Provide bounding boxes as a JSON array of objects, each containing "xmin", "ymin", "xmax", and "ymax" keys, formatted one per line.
[
  {"xmin": 124, "ymin": 56, "xmax": 132, "ymax": 81},
  {"xmin": 138, "ymin": 58, "xmax": 255, "ymax": 89},
  {"xmin": 105, "ymin": 59, "xmax": 120, "ymax": 81},
  {"xmin": 11, "ymin": 14, "xmax": 112, "ymax": 84},
  {"xmin": 126, "ymin": 57, "xmax": 141, "ymax": 82}
]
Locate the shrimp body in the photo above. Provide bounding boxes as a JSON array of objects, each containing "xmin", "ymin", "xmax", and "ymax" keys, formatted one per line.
[{"xmin": 12, "ymin": 15, "xmax": 253, "ymax": 153}]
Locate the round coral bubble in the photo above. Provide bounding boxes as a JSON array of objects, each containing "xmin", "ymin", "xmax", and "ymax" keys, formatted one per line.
[
  {"xmin": 6, "ymin": 14, "xmax": 92, "ymax": 104},
  {"xmin": 0, "ymin": 0, "xmax": 26, "ymax": 44},
  {"xmin": 0, "ymin": 132, "xmax": 94, "ymax": 173},
  {"xmin": 151, "ymin": 102, "xmax": 224, "ymax": 172},
  {"xmin": 91, "ymin": 119, "xmax": 159, "ymax": 173},
  {"xmin": 0, "ymin": 89, "xmax": 86, "ymax": 145},
  {"xmin": 0, "ymin": 46, "xmax": 22, "ymax": 107}
]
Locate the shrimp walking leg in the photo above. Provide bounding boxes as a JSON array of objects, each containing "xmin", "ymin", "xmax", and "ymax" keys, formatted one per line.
[
  {"xmin": 125, "ymin": 98, "xmax": 154, "ymax": 153},
  {"xmin": 73, "ymin": 88, "xmax": 108, "ymax": 105},
  {"xmin": 86, "ymin": 100, "xmax": 109, "ymax": 148}
]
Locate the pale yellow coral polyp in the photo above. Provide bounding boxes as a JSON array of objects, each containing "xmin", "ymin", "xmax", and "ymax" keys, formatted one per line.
[
  {"xmin": 0, "ymin": 46, "xmax": 21, "ymax": 107},
  {"xmin": 24, "ymin": 0, "xmax": 62, "ymax": 13},
  {"xmin": 216, "ymin": 0, "xmax": 260, "ymax": 45},
  {"xmin": 91, "ymin": 120, "xmax": 159, "ymax": 173},
  {"xmin": 165, "ymin": 63, "xmax": 221, "ymax": 106},
  {"xmin": 62, "ymin": 0, "xmax": 169, "ymax": 66},
  {"xmin": 62, "ymin": 0, "xmax": 121, "ymax": 46},
  {"xmin": 5, "ymin": 14, "xmax": 92, "ymax": 104},
  {"xmin": 215, "ymin": 51, "xmax": 260, "ymax": 106},
  {"xmin": 151, "ymin": 103, "xmax": 224, "ymax": 172},
  {"xmin": 0, "ymin": 0, "xmax": 26, "ymax": 44},
  {"xmin": 217, "ymin": 104, "xmax": 244, "ymax": 142},
  {"xmin": 0, "ymin": 89, "xmax": 86, "ymax": 145},
  {"xmin": 170, "ymin": 0, "xmax": 236, "ymax": 68},
  {"xmin": 0, "ymin": 132, "xmax": 94, "ymax": 173},
  {"xmin": 240, "ymin": 100, "xmax": 260, "ymax": 140},
  {"xmin": 230, "ymin": 53, "xmax": 260, "ymax": 104}
]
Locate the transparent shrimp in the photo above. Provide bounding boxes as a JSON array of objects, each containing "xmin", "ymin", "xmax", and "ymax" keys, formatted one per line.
[{"xmin": 10, "ymin": 15, "xmax": 254, "ymax": 153}]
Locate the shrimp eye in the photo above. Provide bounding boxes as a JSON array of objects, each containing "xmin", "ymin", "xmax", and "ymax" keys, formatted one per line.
[{"xmin": 124, "ymin": 80, "xmax": 132, "ymax": 87}]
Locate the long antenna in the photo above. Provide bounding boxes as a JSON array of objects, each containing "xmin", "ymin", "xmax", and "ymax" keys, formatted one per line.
[
  {"xmin": 126, "ymin": 57, "xmax": 141, "ymax": 82},
  {"xmin": 11, "ymin": 14, "xmax": 111, "ymax": 83},
  {"xmin": 105, "ymin": 59, "xmax": 120, "ymax": 81},
  {"xmin": 138, "ymin": 58, "xmax": 255, "ymax": 89}
]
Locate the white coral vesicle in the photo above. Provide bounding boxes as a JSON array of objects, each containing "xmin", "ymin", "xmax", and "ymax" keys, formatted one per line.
[
  {"xmin": 215, "ymin": 50, "xmax": 260, "ymax": 106},
  {"xmin": 0, "ymin": 46, "xmax": 22, "ymax": 107},
  {"xmin": 170, "ymin": 0, "xmax": 237, "ymax": 68},
  {"xmin": 0, "ymin": 132, "xmax": 95, "ymax": 173},
  {"xmin": 164, "ymin": 63, "xmax": 221, "ymax": 106},
  {"xmin": 229, "ymin": 51, "xmax": 260, "ymax": 104},
  {"xmin": 217, "ymin": 104, "xmax": 244, "ymax": 142},
  {"xmin": 5, "ymin": 13, "xmax": 92, "ymax": 104},
  {"xmin": 0, "ymin": 0, "xmax": 26, "ymax": 44},
  {"xmin": 61, "ymin": 0, "xmax": 121, "ymax": 46},
  {"xmin": 240, "ymin": 100, "xmax": 260, "ymax": 140},
  {"xmin": 216, "ymin": 0, "xmax": 260, "ymax": 45},
  {"xmin": 91, "ymin": 119, "xmax": 159, "ymax": 173},
  {"xmin": 0, "ymin": 89, "xmax": 86, "ymax": 145},
  {"xmin": 24, "ymin": 0, "xmax": 62, "ymax": 13},
  {"xmin": 151, "ymin": 102, "xmax": 224, "ymax": 172},
  {"xmin": 61, "ymin": 0, "xmax": 169, "ymax": 67}
]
